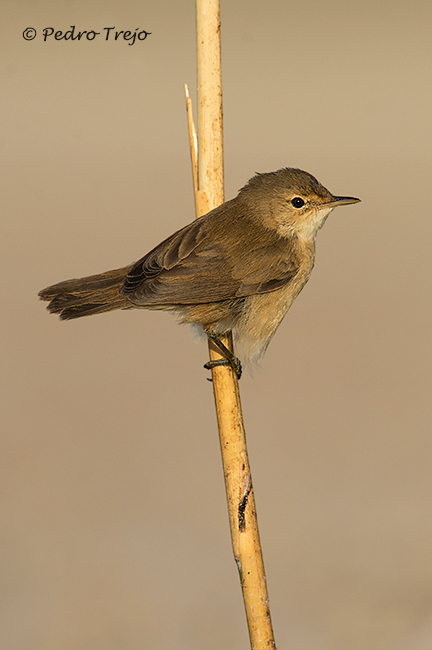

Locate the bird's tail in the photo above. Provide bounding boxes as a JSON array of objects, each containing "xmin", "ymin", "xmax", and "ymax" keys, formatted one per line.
[{"xmin": 39, "ymin": 265, "xmax": 132, "ymax": 320}]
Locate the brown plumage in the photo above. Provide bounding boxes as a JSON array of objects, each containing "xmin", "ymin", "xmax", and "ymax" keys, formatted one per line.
[{"xmin": 39, "ymin": 168, "xmax": 360, "ymax": 364}]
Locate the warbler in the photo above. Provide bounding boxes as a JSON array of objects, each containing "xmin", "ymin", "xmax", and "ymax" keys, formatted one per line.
[{"xmin": 39, "ymin": 168, "xmax": 360, "ymax": 377}]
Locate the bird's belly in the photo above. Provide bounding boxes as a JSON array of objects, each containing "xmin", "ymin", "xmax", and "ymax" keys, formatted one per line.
[{"xmin": 231, "ymin": 267, "xmax": 313, "ymax": 364}]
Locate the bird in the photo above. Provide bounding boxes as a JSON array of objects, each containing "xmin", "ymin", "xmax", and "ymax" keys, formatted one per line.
[{"xmin": 39, "ymin": 167, "xmax": 360, "ymax": 377}]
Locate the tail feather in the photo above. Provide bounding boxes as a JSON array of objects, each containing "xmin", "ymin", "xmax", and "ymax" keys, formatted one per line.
[{"xmin": 39, "ymin": 265, "xmax": 132, "ymax": 320}]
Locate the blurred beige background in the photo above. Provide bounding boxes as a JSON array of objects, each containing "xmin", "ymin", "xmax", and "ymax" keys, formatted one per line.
[{"xmin": 2, "ymin": 1, "xmax": 431, "ymax": 648}]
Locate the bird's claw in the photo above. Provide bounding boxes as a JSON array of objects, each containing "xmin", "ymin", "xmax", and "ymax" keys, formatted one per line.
[{"xmin": 204, "ymin": 332, "xmax": 242, "ymax": 379}]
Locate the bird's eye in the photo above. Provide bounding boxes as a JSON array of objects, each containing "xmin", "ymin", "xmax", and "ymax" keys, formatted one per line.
[{"xmin": 291, "ymin": 197, "xmax": 305, "ymax": 208}]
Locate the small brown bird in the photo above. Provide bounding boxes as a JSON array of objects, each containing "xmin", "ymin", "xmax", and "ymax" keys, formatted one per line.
[{"xmin": 39, "ymin": 168, "xmax": 360, "ymax": 376}]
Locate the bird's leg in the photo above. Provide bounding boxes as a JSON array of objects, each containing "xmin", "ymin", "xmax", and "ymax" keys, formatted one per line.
[{"xmin": 204, "ymin": 331, "xmax": 242, "ymax": 379}]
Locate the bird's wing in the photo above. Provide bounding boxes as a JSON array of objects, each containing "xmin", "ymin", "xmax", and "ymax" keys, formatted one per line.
[{"xmin": 121, "ymin": 215, "xmax": 301, "ymax": 306}]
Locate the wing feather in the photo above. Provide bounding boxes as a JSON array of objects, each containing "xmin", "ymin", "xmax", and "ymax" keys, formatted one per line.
[{"xmin": 121, "ymin": 207, "xmax": 301, "ymax": 306}]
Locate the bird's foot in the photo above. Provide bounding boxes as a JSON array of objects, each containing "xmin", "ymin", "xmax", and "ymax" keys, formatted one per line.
[{"xmin": 204, "ymin": 331, "xmax": 242, "ymax": 379}]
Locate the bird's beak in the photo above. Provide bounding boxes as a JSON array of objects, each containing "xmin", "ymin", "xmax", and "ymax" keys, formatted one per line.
[{"xmin": 326, "ymin": 195, "xmax": 361, "ymax": 207}]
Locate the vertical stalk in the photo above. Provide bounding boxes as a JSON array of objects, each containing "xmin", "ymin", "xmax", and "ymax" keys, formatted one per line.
[{"xmin": 184, "ymin": 2, "xmax": 276, "ymax": 648}]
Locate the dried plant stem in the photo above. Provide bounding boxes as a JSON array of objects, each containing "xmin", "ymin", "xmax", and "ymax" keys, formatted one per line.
[{"xmin": 184, "ymin": 2, "xmax": 276, "ymax": 648}]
